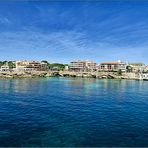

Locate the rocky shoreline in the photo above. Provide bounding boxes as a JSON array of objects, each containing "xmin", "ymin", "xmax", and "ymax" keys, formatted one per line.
[{"xmin": 0, "ymin": 71, "xmax": 137, "ymax": 80}]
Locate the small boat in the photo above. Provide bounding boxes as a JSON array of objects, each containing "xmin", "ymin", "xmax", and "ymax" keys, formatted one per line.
[
  {"xmin": 143, "ymin": 78, "xmax": 148, "ymax": 81},
  {"xmin": 142, "ymin": 73, "xmax": 148, "ymax": 81}
]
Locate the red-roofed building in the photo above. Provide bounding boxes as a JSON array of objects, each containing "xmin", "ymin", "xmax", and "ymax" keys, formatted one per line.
[{"xmin": 99, "ymin": 60, "xmax": 126, "ymax": 72}]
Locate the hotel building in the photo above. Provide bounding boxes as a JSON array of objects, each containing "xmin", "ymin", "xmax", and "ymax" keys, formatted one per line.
[
  {"xmin": 69, "ymin": 60, "xmax": 97, "ymax": 72},
  {"xmin": 15, "ymin": 60, "xmax": 48, "ymax": 72},
  {"xmin": 99, "ymin": 60, "xmax": 126, "ymax": 72}
]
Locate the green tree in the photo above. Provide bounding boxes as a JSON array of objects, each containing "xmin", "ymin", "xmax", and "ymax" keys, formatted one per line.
[
  {"xmin": 118, "ymin": 69, "xmax": 122, "ymax": 75},
  {"xmin": 0, "ymin": 61, "xmax": 3, "ymax": 67},
  {"xmin": 8, "ymin": 61, "xmax": 16, "ymax": 69},
  {"xmin": 0, "ymin": 61, "xmax": 8, "ymax": 67},
  {"xmin": 0, "ymin": 61, "xmax": 15, "ymax": 69},
  {"xmin": 3, "ymin": 61, "xmax": 8, "ymax": 65},
  {"xmin": 48, "ymin": 63, "xmax": 66, "ymax": 71},
  {"xmin": 41, "ymin": 60, "xmax": 49, "ymax": 64},
  {"xmin": 126, "ymin": 65, "xmax": 133, "ymax": 72}
]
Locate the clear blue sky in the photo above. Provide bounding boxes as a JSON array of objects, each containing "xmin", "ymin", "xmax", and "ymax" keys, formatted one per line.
[{"xmin": 0, "ymin": 1, "xmax": 148, "ymax": 64}]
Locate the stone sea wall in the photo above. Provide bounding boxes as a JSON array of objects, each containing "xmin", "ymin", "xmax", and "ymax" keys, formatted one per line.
[{"xmin": 0, "ymin": 71, "xmax": 137, "ymax": 80}]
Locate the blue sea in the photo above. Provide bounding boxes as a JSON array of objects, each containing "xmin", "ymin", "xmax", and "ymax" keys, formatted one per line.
[{"xmin": 0, "ymin": 77, "xmax": 148, "ymax": 147}]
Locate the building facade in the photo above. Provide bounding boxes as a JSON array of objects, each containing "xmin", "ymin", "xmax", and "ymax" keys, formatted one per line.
[
  {"xmin": 128, "ymin": 63, "xmax": 145, "ymax": 72},
  {"xmin": 99, "ymin": 60, "xmax": 126, "ymax": 72},
  {"xmin": 69, "ymin": 60, "xmax": 97, "ymax": 72},
  {"xmin": 0, "ymin": 65, "xmax": 10, "ymax": 72},
  {"xmin": 25, "ymin": 61, "xmax": 42, "ymax": 71},
  {"xmin": 15, "ymin": 60, "xmax": 48, "ymax": 72},
  {"xmin": 144, "ymin": 66, "xmax": 148, "ymax": 72},
  {"xmin": 41, "ymin": 62, "xmax": 48, "ymax": 71}
]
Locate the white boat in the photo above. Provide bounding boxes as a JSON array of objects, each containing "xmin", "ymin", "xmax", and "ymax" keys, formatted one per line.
[
  {"xmin": 137, "ymin": 72, "xmax": 148, "ymax": 81},
  {"xmin": 143, "ymin": 73, "xmax": 148, "ymax": 81}
]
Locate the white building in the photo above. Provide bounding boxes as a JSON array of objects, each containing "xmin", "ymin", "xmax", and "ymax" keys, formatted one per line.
[
  {"xmin": 99, "ymin": 60, "xmax": 126, "ymax": 72},
  {"xmin": 65, "ymin": 65, "xmax": 69, "ymax": 71},
  {"xmin": 0, "ymin": 65, "xmax": 10, "ymax": 72},
  {"xmin": 41, "ymin": 62, "xmax": 48, "ymax": 71},
  {"xmin": 69, "ymin": 60, "xmax": 97, "ymax": 72}
]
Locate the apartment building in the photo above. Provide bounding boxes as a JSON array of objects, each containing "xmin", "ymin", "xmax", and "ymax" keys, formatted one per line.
[
  {"xmin": 25, "ymin": 61, "xmax": 42, "ymax": 71},
  {"xmin": 15, "ymin": 60, "xmax": 48, "ymax": 72},
  {"xmin": 99, "ymin": 60, "xmax": 126, "ymax": 72},
  {"xmin": 128, "ymin": 63, "xmax": 145, "ymax": 72},
  {"xmin": 69, "ymin": 60, "xmax": 97, "ymax": 72}
]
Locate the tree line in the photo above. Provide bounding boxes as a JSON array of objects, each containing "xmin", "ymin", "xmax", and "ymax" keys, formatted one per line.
[
  {"xmin": 41, "ymin": 61, "xmax": 68, "ymax": 71},
  {"xmin": 0, "ymin": 60, "xmax": 68, "ymax": 71},
  {"xmin": 0, "ymin": 61, "xmax": 16, "ymax": 69}
]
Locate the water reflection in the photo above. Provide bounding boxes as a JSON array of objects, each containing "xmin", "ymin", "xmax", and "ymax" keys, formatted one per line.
[
  {"xmin": 0, "ymin": 78, "xmax": 51, "ymax": 95},
  {"xmin": 0, "ymin": 78, "xmax": 148, "ymax": 147},
  {"xmin": 0, "ymin": 78, "xmax": 147, "ymax": 98}
]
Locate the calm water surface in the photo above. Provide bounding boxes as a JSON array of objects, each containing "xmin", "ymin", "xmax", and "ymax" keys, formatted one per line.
[{"xmin": 0, "ymin": 77, "xmax": 148, "ymax": 147}]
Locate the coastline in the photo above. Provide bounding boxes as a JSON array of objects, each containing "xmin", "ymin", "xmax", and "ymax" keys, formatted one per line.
[{"xmin": 0, "ymin": 71, "xmax": 138, "ymax": 80}]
